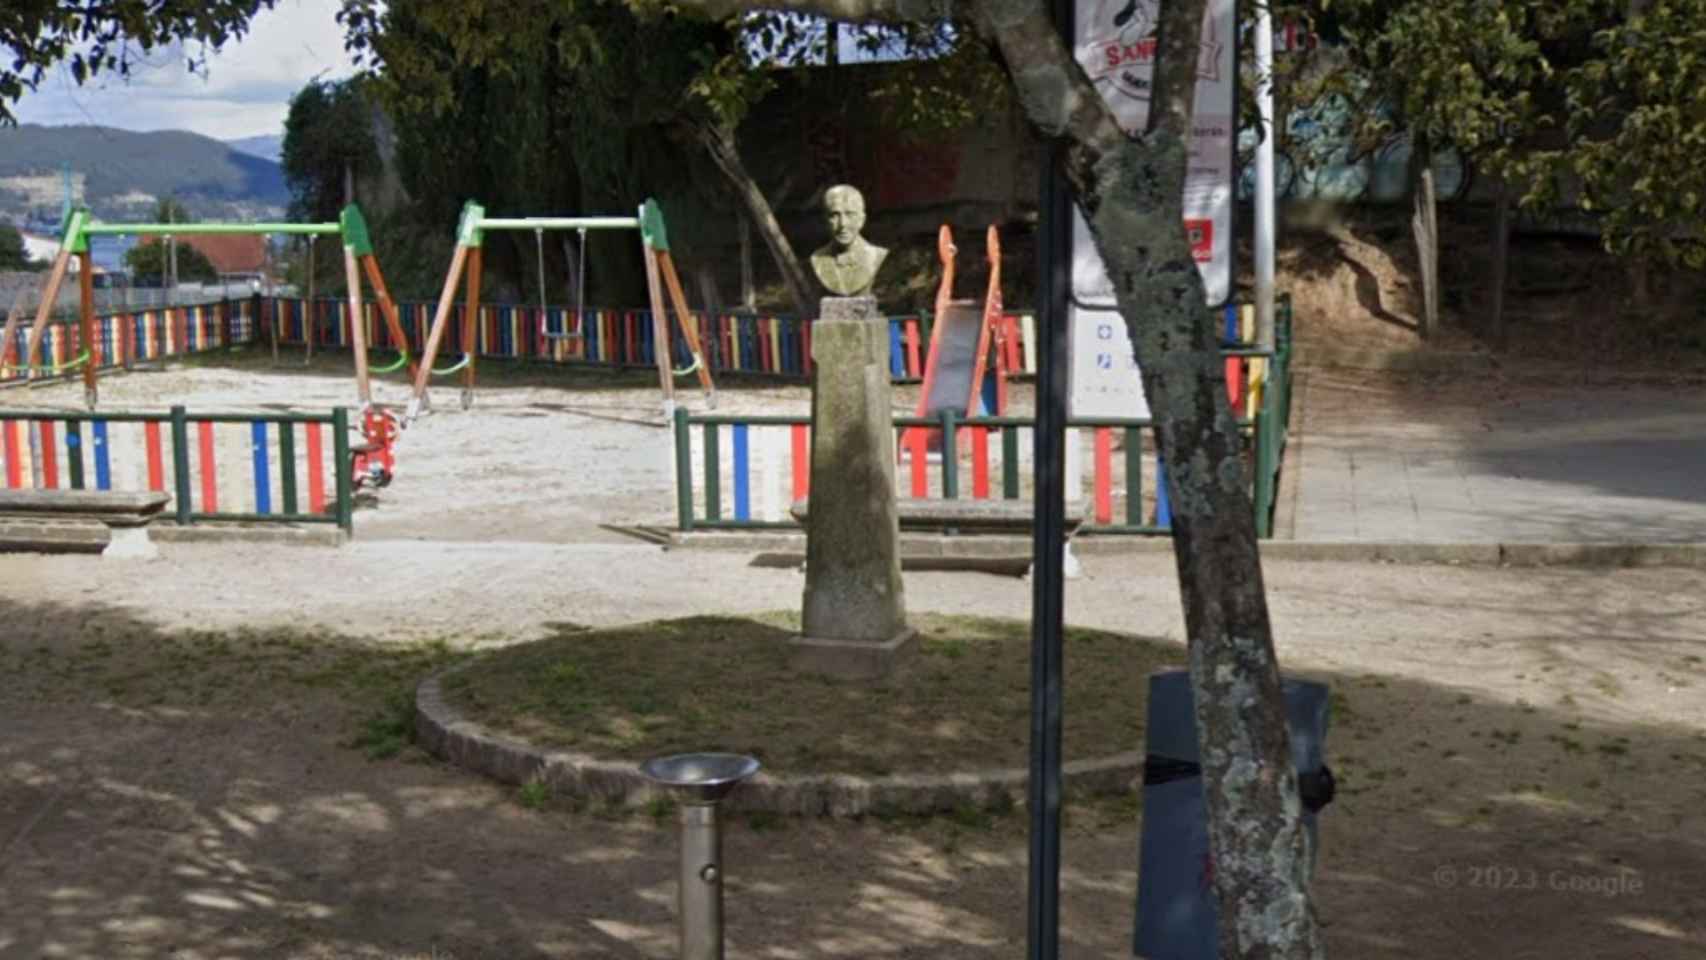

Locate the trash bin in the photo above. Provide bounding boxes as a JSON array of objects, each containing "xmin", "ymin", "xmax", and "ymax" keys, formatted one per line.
[{"xmin": 1133, "ymin": 670, "xmax": 1336, "ymax": 959}]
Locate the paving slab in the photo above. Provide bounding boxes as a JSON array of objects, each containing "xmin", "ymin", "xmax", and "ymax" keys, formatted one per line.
[{"xmin": 1290, "ymin": 370, "xmax": 1706, "ymax": 542}]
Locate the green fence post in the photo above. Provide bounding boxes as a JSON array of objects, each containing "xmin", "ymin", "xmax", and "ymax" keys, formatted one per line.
[
  {"xmin": 1126, "ymin": 426, "xmax": 1144, "ymax": 527},
  {"xmin": 279, "ymin": 422, "xmax": 298, "ymax": 515},
  {"xmin": 332, "ymin": 408, "xmax": 354, "ymax": 535},
  {"xmin": 1002, "ymin": 424, "xmax": 1020, "ymax": 499},
  {"xmin": 170, "ymin": 406, "xmax": 192, "ymax": 525},
  {"xmin": 1254, "ymin": 397, "xmax": 1276, "ymax": 539},
  {"xmin": 940, "ymin": 408, "xmax": 958, "ymax": 499},
  {"xmin": 65, "ymin": 418, "xmax": 84, "ymax": 490},
  {"xmin": 674, "ymin": 407, "xmax": 694, "ymax": 531},
  {"xmin": 704, "ymin": 422, "xmax": 721, "ymax": 521}
]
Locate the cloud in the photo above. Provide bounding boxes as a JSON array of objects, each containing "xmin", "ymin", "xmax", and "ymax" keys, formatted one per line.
[{"xmin": 12, "ymin": 0, "xmax": 362, "ymax": 140}]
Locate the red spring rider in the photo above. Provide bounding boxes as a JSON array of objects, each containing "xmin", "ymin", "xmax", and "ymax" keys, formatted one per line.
[{"xmin": 351, "ymin": 406, "xmax": 400, "ymax": 489}]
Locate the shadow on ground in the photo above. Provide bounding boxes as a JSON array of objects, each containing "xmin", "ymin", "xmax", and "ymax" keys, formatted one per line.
[
  {"xmin": 1295, "ymin": 370, "xmax": 1706, "ymax": 542},
  {"xmin": 0, "ymin": 591, "xmax": 1702, "ymax": 958}
]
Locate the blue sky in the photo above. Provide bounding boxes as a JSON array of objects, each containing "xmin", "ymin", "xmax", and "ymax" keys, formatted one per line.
[{"xmin": 13, "ymin": 0, "xmax": 360, "ymax": 141}]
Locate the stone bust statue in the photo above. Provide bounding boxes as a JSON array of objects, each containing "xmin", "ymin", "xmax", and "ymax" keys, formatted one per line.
[{"xmin": 810, "ymin": 184, "xmax": 888, "ymax": 298}]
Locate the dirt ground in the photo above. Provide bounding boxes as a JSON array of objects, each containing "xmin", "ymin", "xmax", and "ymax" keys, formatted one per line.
[{"xmin": 3, "ymin": 358, "xmax": 1705, "ymax": 958}]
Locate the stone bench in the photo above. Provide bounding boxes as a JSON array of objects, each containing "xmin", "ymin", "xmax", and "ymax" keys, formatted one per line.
[
  {"xmin": 790, "ymin": 497, "xmax": 1085, "ymax": 534},
  {"xmin": 789, "ymin": 497, "xmax": 1086, "ymax": 578},
  {"xmin": 0, "ymin": 489, "xmax": 171, "ymax": 559}
]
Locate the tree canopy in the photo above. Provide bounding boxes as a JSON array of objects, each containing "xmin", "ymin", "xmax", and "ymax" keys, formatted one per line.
[
  {"xmin": 124, "ymin": 238, "xmax": 219, "ymax": 284},
  {"xmin": 1543, "ymin": 0, "xmax": 1706, "ymax": 268},
  {"xmin": 0, "ymin": 224, "xmax": 35, "ymax": 269},
  {"xmin": 280, "ymin": 77, "xmax": 380, "ymax": 223},
  {"xmin": 0, "ymin": 0, "xmax": 277, "ymax": 125}
]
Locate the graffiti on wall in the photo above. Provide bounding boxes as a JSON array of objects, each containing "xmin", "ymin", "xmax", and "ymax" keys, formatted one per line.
[{"xmin": 1236, "ymin": 91, "xmax": 1472, "ymax": 205}]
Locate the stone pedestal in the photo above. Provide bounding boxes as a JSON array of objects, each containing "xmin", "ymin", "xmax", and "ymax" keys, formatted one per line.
[
  {"xmin": 796, "ymin": 297, "xmax": 912, "ymax": 679},
  {"xmin": 102, "ymin": 525, "xmax": 159, "ymax": 561}
]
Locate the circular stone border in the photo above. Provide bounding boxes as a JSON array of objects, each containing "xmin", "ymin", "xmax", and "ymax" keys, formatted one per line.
[{"xmin": 416, "ymin": 665, "xmax": 1143, "ymax": 817}]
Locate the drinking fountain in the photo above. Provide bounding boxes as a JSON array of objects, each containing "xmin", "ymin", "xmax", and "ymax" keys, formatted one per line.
[{"xmin": 639, "ymin": 752, "xmax": 761, "ymax": 960}]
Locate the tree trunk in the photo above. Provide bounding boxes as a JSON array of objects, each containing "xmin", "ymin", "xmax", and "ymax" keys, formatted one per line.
[
  {"xmin": 696, "ymin": 264, "xmax": 724, "ymax": 318},
  {"xmin": 1490, "ymin": 176, "xmax": 1510, "ymax": 348},
  {"xmin": 1092, "ymin": 141, "xmax": 1323, "ymax": 960},
  {"xmin": 560, "ymin": 235, "xmax": 582, "ymax": 309},
  {"xmin": 740, "ymin": 216, "xmax": 756, "ymax": 310},
  {"xmin": 691, "ymin": 118, "xmax": 816, "ymax": 319},
  {"xmin": 982, "ymin": 1, "xmax": 1324, "ymax": 956},
  {"xmin": 1410, "ymin": 134, "xmax": 1440, "ymax": 340},
  {"xmin": 670, "ymin": 0, "xmax": 1322, "ymax": 955},
  {"xmin": 1627, "ymin": 256, "xmax": 1651, "ymax": 312}
]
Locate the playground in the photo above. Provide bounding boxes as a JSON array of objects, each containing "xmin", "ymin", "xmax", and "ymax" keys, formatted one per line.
[{"xmin": 0, "ymin": 198, "xmax": 1702, "ymax": 960}]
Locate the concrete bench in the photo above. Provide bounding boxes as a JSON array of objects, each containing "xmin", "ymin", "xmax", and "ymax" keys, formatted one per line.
[
  {"xmin": 0, "ymin": 489, "xmax": 171, "ymax": 559},
  {"xmin": 790, "ymin": 497, "xmax": 1085, "ymax": 534},
  {"xmin": 788, "ymin": 497, "xmax": 1086, "ymax": 577}
]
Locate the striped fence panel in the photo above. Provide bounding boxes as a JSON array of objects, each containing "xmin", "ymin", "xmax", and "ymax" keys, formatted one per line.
[
  {"xmin": 671, "ymin": 411, "xmax": 1204, "ymax": 535},
  {"xmin": 1, "ymin": 299, "xmax": 258, "ymax": 386},
  {"xmin": 670, "ymin": 303, "xmax": 1294, "ymax": 537},
  {"xmin": 0, "ymin": 406, "xmax": 353, "ymax": 532},
  {"xmin": 264, "ymin": 296, "xmax": 1043, "ymax": 382}
]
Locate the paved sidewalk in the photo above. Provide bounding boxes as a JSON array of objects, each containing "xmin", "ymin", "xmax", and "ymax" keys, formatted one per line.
[{"xmin": 1288, "ymin": 370, "xmax": 1706, "ymax": 542}]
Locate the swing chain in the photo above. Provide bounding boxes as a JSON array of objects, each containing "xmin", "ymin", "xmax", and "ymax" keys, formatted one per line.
[
  {"xmin": 535, "ymin": 227, "xmax": 548, "ymax": 319},
  {"xmin": 537, "ymin": 226, "xmax": 585, "ymax": 341}
]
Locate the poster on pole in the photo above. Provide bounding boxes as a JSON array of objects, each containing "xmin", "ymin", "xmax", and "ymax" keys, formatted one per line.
[{"xmin": 1068, "ymin": 0, "xmax": 1237, "ymax": 419}]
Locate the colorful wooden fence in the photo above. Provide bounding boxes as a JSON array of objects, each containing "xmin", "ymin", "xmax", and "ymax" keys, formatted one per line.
[
  {"xmin": 265, "ymin": 297, "xmax": 1035, "ymax": 382},
  {"xmin": 672, "ymin": 304, "xmax": 1294, "ymax": 537},
  {"xmin": 0, "ymin": 406, "xmax": 354, "ymax": 533},
  {"xmin": 0, "ymin": 300, "xmax": 256, "ymax": 385},
  {"xmin": 671, "ymin": 410, "xmax": 1237, "ymax": 535}
]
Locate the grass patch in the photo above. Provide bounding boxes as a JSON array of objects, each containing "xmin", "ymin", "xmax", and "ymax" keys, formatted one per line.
[
  {"xmin": 2, "ymin": 622, "xmax": 468, "ymax": 759},
  {"xmin": 517, "ymin": 781, "xmax": 549, "ymax": 810},
  {"xmin": 441, "ymin": 612, "xmax": 1182, "ymax": 778}
]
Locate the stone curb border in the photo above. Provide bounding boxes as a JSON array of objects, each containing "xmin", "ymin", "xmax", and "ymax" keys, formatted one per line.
[
  {"xmin": 416, "ymin": 666, "xmax": 1142, "ymax": 816},
  {"xmin": 667, "ymin": 530, "xmax": 1706, "ymax": 569},
  {"xmin": 154, "ymin": 523, "xmax": 347, "ymax": 547}
]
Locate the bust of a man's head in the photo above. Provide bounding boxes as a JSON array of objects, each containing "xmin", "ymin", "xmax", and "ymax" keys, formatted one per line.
[{"xmin": 811, "ymin": 184, "xmax": 888, "ymax": 298}]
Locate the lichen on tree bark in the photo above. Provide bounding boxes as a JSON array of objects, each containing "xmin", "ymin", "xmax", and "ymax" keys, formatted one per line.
[{"xmin": 654, "ymin": 0, "xmax": 1326, "ymax": 955}]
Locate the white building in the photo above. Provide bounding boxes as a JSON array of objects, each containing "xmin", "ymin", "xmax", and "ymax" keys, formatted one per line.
[{"xmin": 19, "ymin": 231, "xmax": 62, "ymax": 268}]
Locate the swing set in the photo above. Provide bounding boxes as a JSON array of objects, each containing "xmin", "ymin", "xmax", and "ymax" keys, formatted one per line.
[
  {"xmin": 404, "ymin": 197, "xmax": 715, "ymax": 422},
  {"xmin": 0, "ymin": 204, "xmax": 414, "ymax": 411}
]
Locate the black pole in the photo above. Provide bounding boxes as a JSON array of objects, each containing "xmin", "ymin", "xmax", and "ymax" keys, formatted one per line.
[{"xmin": 1026, "ymin": 0, "xmax": 1074, "ymax": 952}]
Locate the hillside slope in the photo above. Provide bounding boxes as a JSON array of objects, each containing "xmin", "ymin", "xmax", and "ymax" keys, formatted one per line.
[
  {"xmin": 225, "ymin": 134, "xmax": 284, "ymax": 164},
  {"xmin": 0, "ymin": 125, "xmax": 287, "ymax": 222}
]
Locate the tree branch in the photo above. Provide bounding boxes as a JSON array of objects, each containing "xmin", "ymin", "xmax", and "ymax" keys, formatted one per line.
[{"xmin": 665, "ymin": 0, "xmax": 955, "ymax": 25}]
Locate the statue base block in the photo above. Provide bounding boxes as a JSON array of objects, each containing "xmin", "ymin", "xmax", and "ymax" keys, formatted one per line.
[{"xmin": 789, "ymin": 629, "xmax": 918, "ymax": 681}]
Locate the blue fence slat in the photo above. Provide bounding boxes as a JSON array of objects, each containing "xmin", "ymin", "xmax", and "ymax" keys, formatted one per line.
[
  {"xmin": 1155, "ymin": 453, "xmax": 1172, "ymax": 529},
  {"xmin": 251, "ymin": 420, "xmax": 272, "ymax": 514},
  {"xmin": 92, "ymin": 420, "xmax": 111, "ymax": 490},
  {"xmin": 732, "ymin": 424, "xmax": 750, "ymax": 521}
]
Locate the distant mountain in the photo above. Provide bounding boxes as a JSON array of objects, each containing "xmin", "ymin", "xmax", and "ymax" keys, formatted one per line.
[
  {"xmin": 0, "ymin": 125, "xmax": 288, "ymax": 225},
  {"xmin": 225, "ymin": 134, "xmax": 284, "ymax": 165}
]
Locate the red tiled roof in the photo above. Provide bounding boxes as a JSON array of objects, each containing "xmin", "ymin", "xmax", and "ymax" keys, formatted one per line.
[{"xmin": 139, "ymin": 234, "xmax": 266, "ymax": 274}]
